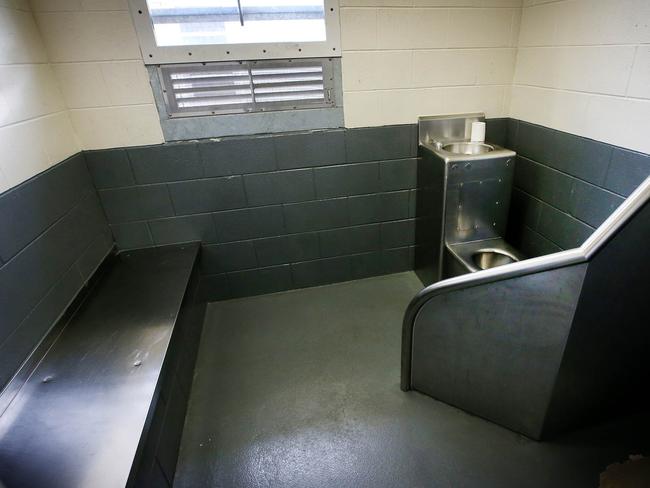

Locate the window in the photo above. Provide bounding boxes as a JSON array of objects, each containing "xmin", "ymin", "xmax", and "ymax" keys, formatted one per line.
[
  {"xmin": 130, "ymin": 0, "xmax": 341, "ymax": 64},
  {"xmin": 129, "ymin": 0, "xmax": 343, "ymax": 139},
  {"xmin": 148, "ymin": 0, "xmax": 326, "ymax": 46},
  {"xmin": 159, "ymin": 58, "xmax": 336, "ymax": 117}
]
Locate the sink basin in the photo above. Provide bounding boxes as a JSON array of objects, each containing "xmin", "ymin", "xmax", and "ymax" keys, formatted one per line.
[
  {"xmin": 442, "ymin": 142, "xmax": 494, "ymax": 155},
  {"xmin": 422, "ymin": 137, "xmax": 514, "ymax": 163},
  {"xmin": 472, "ymin": 248, "xmax": 518, "ymax": 270}
]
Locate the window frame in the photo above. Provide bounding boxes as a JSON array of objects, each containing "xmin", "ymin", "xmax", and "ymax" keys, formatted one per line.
[{"xmin": 128, "ymin": 0, "xmax": 342, "ymax": 65}]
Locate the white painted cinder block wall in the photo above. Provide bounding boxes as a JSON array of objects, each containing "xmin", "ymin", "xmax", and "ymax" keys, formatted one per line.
[
  {"xmin": 1, "ymin": 0, "xmax": 649, "ymax": 193},
  {"xmin": 30, "ymin": 0, "xmax": 165, "ymax": 150},
  {"xmin": 340, "ymin": 0, "xmax": 521, "ymax": 127},
  {"xmin": 511, "ymin": 0, "xmax": 650, "ymax": 155},
  {"xmin": 27, "ymin": 0, "xmax": 523, "ymax": 150},
  {"xmin": 0, "ymin": 0, "xmax": 80, "ymax": 193}
]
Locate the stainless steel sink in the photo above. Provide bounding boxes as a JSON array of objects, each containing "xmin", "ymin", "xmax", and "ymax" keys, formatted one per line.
[
  {"xmin": 423, "ymin": 138, "xmax": 514, "ymax": 163},
  {"xmin": 441, "ymin": 142, "xmax": 494, "ymax": 155},
  {"xmin": 472, "ymin": 248, "xmax": 519, "ymax": 270}
]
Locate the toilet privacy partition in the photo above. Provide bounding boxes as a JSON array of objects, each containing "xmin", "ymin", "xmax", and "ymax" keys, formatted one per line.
[{"xmin": 402, "ymin": 175, "xmax": 650, "ymax": 440}]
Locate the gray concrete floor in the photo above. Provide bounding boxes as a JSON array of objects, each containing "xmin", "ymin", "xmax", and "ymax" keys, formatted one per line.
[{"xmin": 174, "ymin": 272, "xmax": 650, "ymax": 488}]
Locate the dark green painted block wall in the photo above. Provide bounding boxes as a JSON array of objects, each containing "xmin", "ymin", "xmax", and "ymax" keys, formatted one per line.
[
  {"xmin": 500, "ymin": 119, "xmax": 650, "ymax": 258},
  {"xmin": 86, "ymin": 125, "xmax": 420, "ymax": 301},
  {"xmin": 0, "ymin": 154, "xmax": 112, "ymax": 390},
  {"xmin": 83, "ymin": 120, "xmax": 650, "ymax": 300}
]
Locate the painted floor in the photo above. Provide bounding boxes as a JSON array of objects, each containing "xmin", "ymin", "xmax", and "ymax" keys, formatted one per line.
[{"xmin": 174, "ymin": 272, "xmax": 650, "ymax": 488}]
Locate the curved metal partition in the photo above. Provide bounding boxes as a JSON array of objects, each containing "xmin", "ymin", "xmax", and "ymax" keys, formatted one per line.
[{"xmin": 402, "ymin": 176, "xmax": 650, "ymax": 440}]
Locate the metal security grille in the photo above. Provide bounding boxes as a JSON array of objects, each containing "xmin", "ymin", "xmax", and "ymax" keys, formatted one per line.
[{"xmin": 158, "ymin": 58, "xmax": 335, "ymax": 117}]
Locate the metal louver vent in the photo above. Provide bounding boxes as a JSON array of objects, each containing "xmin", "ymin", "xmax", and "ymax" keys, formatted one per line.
[{"xmin": 158, "ymin": 58, "xmax": 335, "ymax": 117}]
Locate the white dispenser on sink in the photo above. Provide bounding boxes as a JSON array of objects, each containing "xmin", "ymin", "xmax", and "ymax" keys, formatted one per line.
[{"xmin": 470, "ymin": 121, "xmax": 486, "ymax": 143}]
